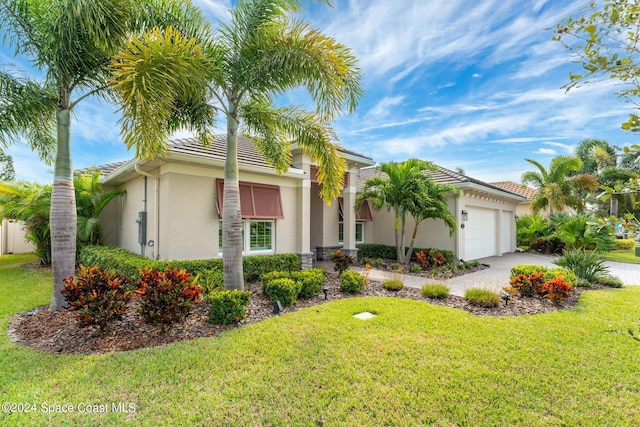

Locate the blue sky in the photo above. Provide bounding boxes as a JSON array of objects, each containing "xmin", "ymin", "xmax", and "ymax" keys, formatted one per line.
[{"xmin": 2, "ymin": 0, "xmax": 637, "ymax": 184}]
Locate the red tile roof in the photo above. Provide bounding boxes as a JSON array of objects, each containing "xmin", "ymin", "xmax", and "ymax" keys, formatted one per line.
[{"xmin": 490, "ymin": 181, "xmax": 537, "ymax": 200}]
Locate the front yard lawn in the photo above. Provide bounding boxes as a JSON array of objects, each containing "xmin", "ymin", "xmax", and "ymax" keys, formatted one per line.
[
  {"xmin": 602, "ymin": 249, "xmax": 640, "ymax": 265},
  {"xmin": 2, "ymin": 254, "xmax": 640, "ymax": 426}
]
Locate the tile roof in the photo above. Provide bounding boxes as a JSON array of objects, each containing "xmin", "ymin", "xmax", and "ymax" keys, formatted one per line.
[
  {"xmin": 168, "ymin": 135, "xmax": 274, "ymax": 169},
  {"xmin": 357, "ymin": 165, "xmax": 525, "ymax": 199},
  {"xmin": 93, "ymin": 135, "xmax": 372, "ymax": 178},
  {"xmin": 490, "ymin": 181, "xmax": 537, "ymax": 200},
  {"xmin": 79, "ymin": 160, "xmax": 129, "ymax": 176}
]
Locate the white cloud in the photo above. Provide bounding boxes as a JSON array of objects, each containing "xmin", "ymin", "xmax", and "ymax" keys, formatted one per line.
[
  {"xmin": 535, "ymin": 148, "xmax": 557, "ymax": 155},
  {"xmin": 543, "ymin": 141, "xmax": 575, "ymax": 153},
  {"xmin": 472, "ymin": 73, "xmax": 482, "ymax": 78},
  {"xmin": 367, "ymin": 96, "xmax": 405, "ymax": 119}
]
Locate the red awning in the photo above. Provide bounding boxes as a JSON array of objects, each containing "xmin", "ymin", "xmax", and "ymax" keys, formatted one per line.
[
  {"xmin": 338, "ymin": 197, "xmax": 373, "ymax": 221},
  {"xmin": 216, "ymin": 179, "xmax": 284, "ymax": 219}
]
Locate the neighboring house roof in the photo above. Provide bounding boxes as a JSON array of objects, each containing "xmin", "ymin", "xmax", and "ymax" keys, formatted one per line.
[
  {"xmin": 80, "ymin": 160, "xmax": 128, "ymax": 176},
  {"xmin": 357, "ymin": 165, "xmax": 527, "ymax": 202},
  {"xmin": 490, "ymin": 181, "xmax": 537, "ymax": 201}
]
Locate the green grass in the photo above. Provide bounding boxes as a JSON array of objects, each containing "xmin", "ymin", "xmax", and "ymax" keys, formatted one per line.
[
  {"xmin": 2, "ymin": 254, "xmax": 640, "ymax": 426},
  {"xmin": 602, "ymin": 249, "xmax": 640, "ymax": 265}
]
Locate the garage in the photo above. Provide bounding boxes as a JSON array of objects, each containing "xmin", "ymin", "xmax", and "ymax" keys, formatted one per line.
[
  {"xmin": 464, "ymin": 206, "xmax": 497, "ymax": 260},
  {"xmin": 501, "ymin": 211, "xmax": 513, "ymax": 254}
]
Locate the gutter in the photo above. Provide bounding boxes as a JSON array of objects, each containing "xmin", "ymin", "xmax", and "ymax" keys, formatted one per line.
[{"xmin": 134, "ymin": 164, "xmax": 161, "ymax": 260}]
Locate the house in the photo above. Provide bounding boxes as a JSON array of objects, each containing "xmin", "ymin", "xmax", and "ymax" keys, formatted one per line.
[
  {"xmin": 359, "ymin": 167, "xmax": 527, "ymax": 261},
  {"xmin": 0, "ymin": 218, "xmax": 34, "ymax": 255},
  {"xmin": 97, "ymin": 137, "xmax": 525, "ymax": 264},
  {"xmin": 98, "ymin": 135, "xmax": 375, "ymax": 268},
  {"xmin": 490, "ymin": 181, "xmax": 541, "ymax": 217}
]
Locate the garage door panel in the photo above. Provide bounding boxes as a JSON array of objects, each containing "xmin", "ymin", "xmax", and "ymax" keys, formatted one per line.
[{"xmin": 465, "ymin": 207, "xmax": 496, "ymax": 260}]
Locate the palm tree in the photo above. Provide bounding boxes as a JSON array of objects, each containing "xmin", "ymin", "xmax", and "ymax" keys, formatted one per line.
[
  {"xmin": 0, "ymin": 0, "xmax": 209, "ymax": 310},
  {"xmin": 521, "ymin": 156, "xmax": 598, "ymax": 215},
  {"xmin": 0, "ymin": 181, "xmax": 52, "ymax": 264},
  {"xmin": 75, "ymin": 172, "xmax": 126, "ymax": 247},
  {"xmin": 355, "ymin": 159, "xmax": 448, "ymax": 264},
  {"xmin": 405, "ymin": 180, "xmax": 459, "ymax": 261},
  {"xmin": 111, "ymin": 0, "xmax": 363, "ymax": 290}
]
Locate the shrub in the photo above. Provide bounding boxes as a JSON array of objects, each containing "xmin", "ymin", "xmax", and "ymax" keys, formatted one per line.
[
  {"xmin": 545, "ymin": 268, "xmax": 577, "ymax": 288},
  {"xmin": 371, "ymin": 258, "xmax": 384, "ymax": 268},
  {"xmin": 390, "ymin": 263, "xmax": 401, "ymax": 270},
  {"xmin": 197, "ymin": 269, "xmax": 224, "ymax": 294},
  {"xmin": 465, "ymin": 289, "xmax": 500, "ymax": 308},
  {"xmin": 243, "ymin": 253, "xmax": 299, "ymax": 282},
  {"xmin": 553, "ymin": 248, "xmax": 610, "ymax": 282},
  {"xmin": 541, "ymin": 277, "xmax": 573, "ymax": 305},
  {"xmin": 510, "ymin": 264, "xmax": 548, "ymax": 277},
  {"xmin": 614, "ymin": 239, "xmax": 636, "ymax": 250},
  {"xmin": 136, "ymin": 265, "xmax": 203, "ymax": 330},
  {"xmin": 261, "ymin": 268, "xmax": 325, "ymax": 299},
  {"xmin": 531, "ymin": 237, "xmax": 565, "ymax": 254},
  {"xmin": 339, "ymin": 270, "xmax": 366, "ymax": 293},
  {"xmin": 410, "ymin": 264, "xmax": 422, "ymax": 273},
  {"xmin": 331, "ymin": 250, "xmax": 354, "ymax": 275},
  {"xmin": 509, "ymin": 272, "xmax": 546, "ymax": 297},
  {"xmin": 208, "ymin": 290, "xmax": 251, "ymax": 325},
  {"xmin": 61, "ymin": 265, "xmax": 134, "ymax": 332},
  {"xmin": 421, "ymin": 284, "xmax": 449, "ymax": 299},
  {"xmin": 78, "ymin": 245, "xmax": 146, "ymax": 278},
  {"xmin": 262, "ymin": 278, "xmax": 301, "ymax": 307},
  {"xmin": 292, "ymin": 269, "xmax": 325, "ymax": 298},
  {"xmin": 594, "ymin": 274, "xmax": 624, "ymax": 288},
  {"xmin": 356, "ymin": 244, "xmax": 397, "ymax": 260},
  {"xmin": 382, "ymin": 279, "xmax": 403, "ymax": 291},
  {"xmin": 416, "ymin": 250, "xmax": 429, "ymax": 268}
]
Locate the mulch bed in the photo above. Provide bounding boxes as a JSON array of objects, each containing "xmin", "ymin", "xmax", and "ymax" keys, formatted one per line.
[{"xmin": 8, "ymin": 272, "xmax": 598, "ymax": 355}]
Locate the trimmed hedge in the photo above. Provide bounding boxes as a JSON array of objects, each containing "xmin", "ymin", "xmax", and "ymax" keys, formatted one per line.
[
  {"xmin": 208, "ymin": 290, "xmax": 252, "ymax": 325},
  {"xmin": 260, "ymin": 268, "xmax": 325, "ymax": 299},
  {"xmin": 356, "ymin": 243, "xmax": 455, "ymax": 265},
  {"xmin": 79, "ymin": 245, "xmax": 299, "ymax": 282},
  {"xmin": 263, "ymin": 278, "xmax": 301, "ymax": 307}
]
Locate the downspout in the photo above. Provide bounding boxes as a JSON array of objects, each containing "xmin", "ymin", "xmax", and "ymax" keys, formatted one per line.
[{"xmin": 134, "ymin": 164, "xmax": 160, "ymax": 260}]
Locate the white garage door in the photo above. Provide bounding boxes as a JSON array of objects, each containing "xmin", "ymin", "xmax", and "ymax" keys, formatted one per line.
[
  {"xmin": 501, "ymin": 211, "xmax": 513, "ymax": 254},
  {"xmin": 465, "ymin": 207, "xmax": 497, "ymax": 260}
]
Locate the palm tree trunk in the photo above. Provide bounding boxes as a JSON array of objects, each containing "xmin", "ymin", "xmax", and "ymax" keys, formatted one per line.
[
  {"xmin": 394, "ymin": 212, "xmax": 402, "ymax": 262},
  {"xmin": 223, "ymin": 113, "xmax": 245, "ymax": 290},
  {"xmin": 399, "ymin": 216, "xmax": 407, "ymax": 264},
  {"xmin": 404, "ymin": 222, "xmax": 420, "ymax": 264},
  {"xmin": 50, "ymin": 108, "xmax": 76, "ymax": 310}
]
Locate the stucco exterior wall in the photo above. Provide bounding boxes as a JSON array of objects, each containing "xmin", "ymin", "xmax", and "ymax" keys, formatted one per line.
[{"xmin": 104, "ymin": 162, "xmax": 303, "ymax": 261}]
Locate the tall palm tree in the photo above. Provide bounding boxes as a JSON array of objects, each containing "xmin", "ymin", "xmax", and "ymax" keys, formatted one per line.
[
  {"xmin": 111, "ymin": 0, "xmax": 363, "ymax": 290},
  {"xmin": 0, "ymin": 0, "xmax": 209, "ymax": 310},
  {"xmin": 355, "ymin": 159, "xmax": 442, "ymax": 264},
  {"xmin": 522, "ymin": 156, "xmax": 598, "ymax": 215}
]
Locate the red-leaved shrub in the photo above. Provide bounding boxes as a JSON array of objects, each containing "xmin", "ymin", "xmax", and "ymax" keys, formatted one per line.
[
  {"xmin": 62, "ymin": 265, "xmax": 134, "ymax": 332},
  {"xmin": 541, "ymin": 277, "xmax": 573, "ymax": 305},
  {"xmin": 136, "ymin": 265, "xmax": 203, "ymax": 330}
]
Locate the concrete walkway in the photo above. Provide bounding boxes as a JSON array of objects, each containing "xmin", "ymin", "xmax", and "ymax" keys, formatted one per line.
[{"xmin": 349, "ymin": 252, "xmax": 640, "ymax": 297}]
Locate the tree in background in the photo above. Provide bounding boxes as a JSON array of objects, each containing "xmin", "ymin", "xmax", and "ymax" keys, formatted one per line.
[
  {"xmin": 0, "ymin": 151, "xmax": 15, "ymax": 181},
  {"xmin": 553, "ymin": 0, "xmax": 640, "ymax": 132},
  {"xmin": 111, "ymin": 0, "xmax": 363, "ymax": 290},
  {"xmin": 356, "ymin": 159, "xmax": 458, "ymax": 264},
  {"xmin": 0, "ymin": 0, "xmax": 208, "ymax": 310},
  {"xmin": 0, "ymin": 181, "xmax": 51, "ymax": 264},
  {"xmin": 0, "ymin": 172, "xmax": 124, "ymax": 264},
  {"xmin": 522, "ymin": 156, "xmax": 598, "ymax": 214},
  {"xmin": 404, "ymin": 179, "xmax": 459, "ymax": 261}
]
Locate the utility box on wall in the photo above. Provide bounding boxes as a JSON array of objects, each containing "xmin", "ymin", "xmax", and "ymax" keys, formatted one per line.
[{"xmin": 137, "ymin": 211, "xmax": 147, "ymax": 245}]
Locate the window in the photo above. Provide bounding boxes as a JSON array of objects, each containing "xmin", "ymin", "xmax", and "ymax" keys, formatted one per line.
[
  {"xmin": 219, "ymin": 220, "xmax": 274, "ymax": 254},
  {"xmin": 339, "ymin": 221, "xmax": 364, "ymax": 244}
]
